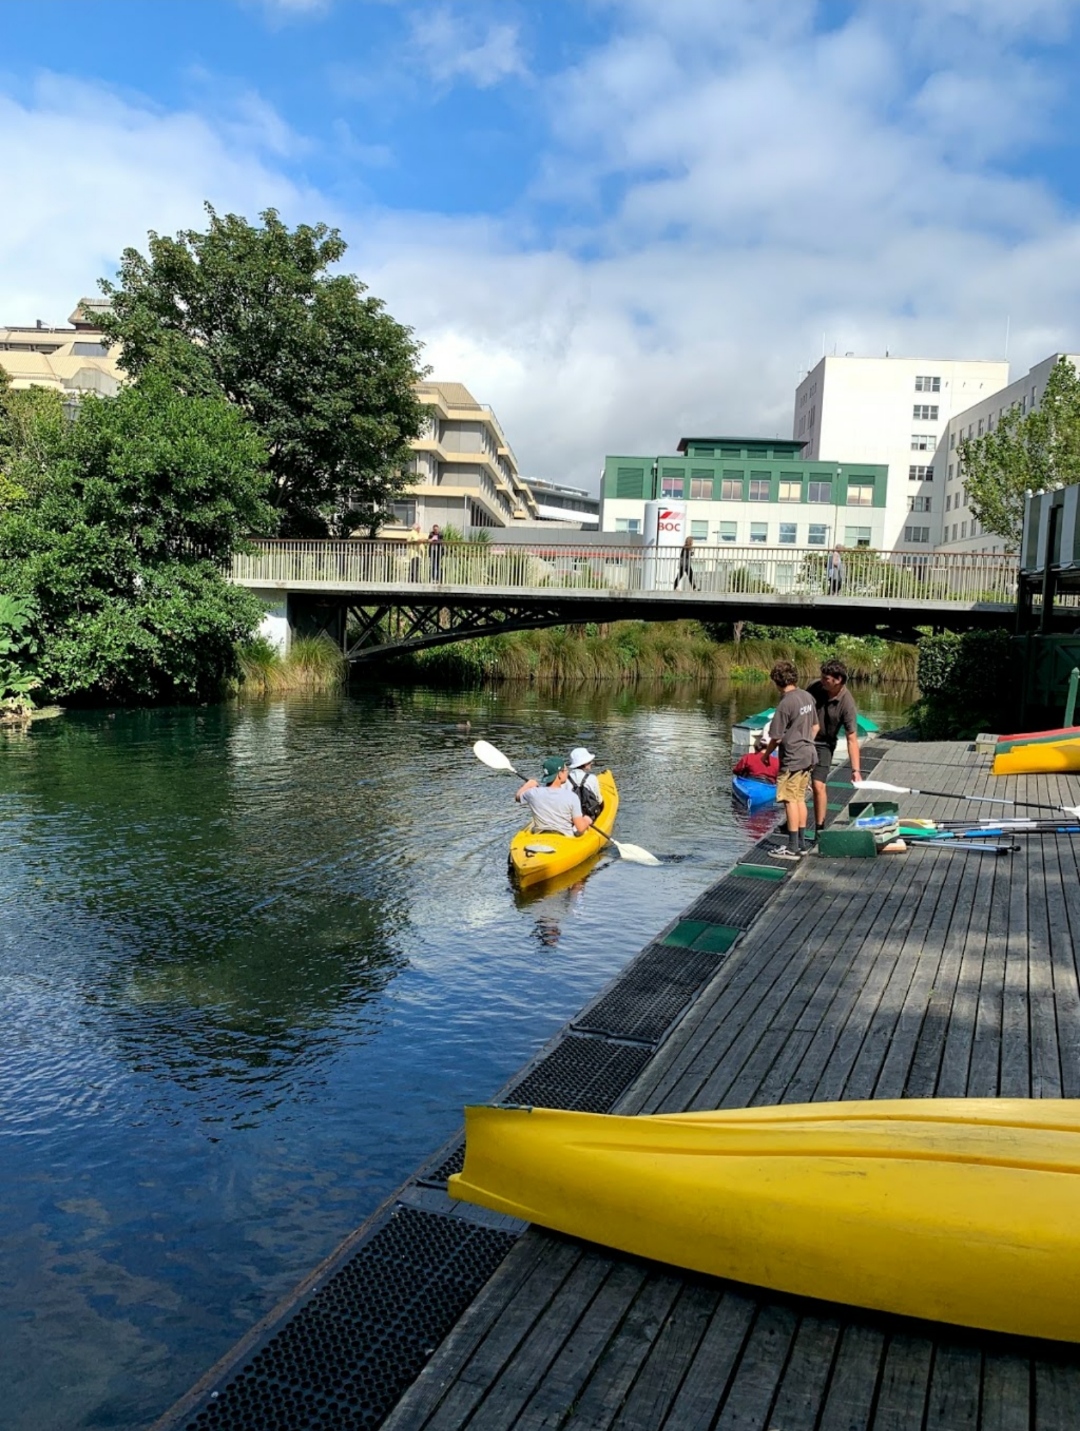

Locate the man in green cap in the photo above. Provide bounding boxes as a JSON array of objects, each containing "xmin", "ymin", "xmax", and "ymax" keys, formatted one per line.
[{"xmin": 515, "ymin": 757, "xmax": 593, "ymax": 838}]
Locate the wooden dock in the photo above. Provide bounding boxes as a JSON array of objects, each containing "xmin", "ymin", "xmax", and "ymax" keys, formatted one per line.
[{"xmin": 384, "ymin": 739, "xmax": 1080, "ymax": 1431}]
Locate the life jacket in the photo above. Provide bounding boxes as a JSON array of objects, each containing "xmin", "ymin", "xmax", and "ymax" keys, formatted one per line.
[{"xmin": 570, "ymin": 771, "xmax": 604, "ymax": 820}]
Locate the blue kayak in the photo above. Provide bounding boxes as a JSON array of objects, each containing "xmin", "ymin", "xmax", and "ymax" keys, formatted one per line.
[{"xmin": 732, "ymin": 774, "xmax": 779, "ymax": 807}]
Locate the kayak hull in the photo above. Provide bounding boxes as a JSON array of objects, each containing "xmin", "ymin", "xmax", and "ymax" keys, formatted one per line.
[
  {"xmin": 450, "ymin": 1100, "xmax": 1080, "ymax": 1342},
  {"xmin": 993, "ymin": 741, "xmax": 1080, "ymax": 776},
  {"xmin": 732, "ymin": 774, "xmax": 778, "ymax": 807},
  {"xmin": 509, "ymin": 770, "xmax": 619, "ymax": 887},
  {"xmin": 995, "ymin": 725, "xmax": 1080, "ymax": 753}
]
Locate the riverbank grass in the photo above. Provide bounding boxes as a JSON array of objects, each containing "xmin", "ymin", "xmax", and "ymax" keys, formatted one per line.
[{"xmin": 237, "ymin": 635, "xmax": 347, "ymax": 695}]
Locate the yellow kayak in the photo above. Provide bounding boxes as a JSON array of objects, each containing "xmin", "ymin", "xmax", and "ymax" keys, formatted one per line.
[
  {"xmin": 508, "ymin": 770, "xmax": 619, "ymax": 887},
  {"xmin": 449, "ymin": 1100, "xmax": 1080, "ymax": 1342},
  {"xmin": 993, "ymin": 741, "xmax": 1080, "ymax": 775}
]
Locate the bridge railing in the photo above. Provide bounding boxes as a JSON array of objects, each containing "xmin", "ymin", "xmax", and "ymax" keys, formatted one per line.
[{"xmin": 232, "ymin": 539, "xmax": 1019, "ymax": 605}]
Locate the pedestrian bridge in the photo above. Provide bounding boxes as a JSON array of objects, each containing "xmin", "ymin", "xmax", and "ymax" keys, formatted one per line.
[{"xmin": 230, "ymin": 539, "xmax": 1020, "ymax": 660}]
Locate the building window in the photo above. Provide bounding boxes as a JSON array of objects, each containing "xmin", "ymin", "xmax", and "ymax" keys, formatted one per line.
[
  {"xmin": 778, "ymin": 479, "xmax": 801, "ymax": 501},
  {"xmin": 807, "ymin": 481, "xmax": 831, "ymax": 503},
  {"xmin": 720, "ymin": 478, "xmax": 742, "ymax": 501},
  {"xmin": 911, "ymin": 433, "xmax": 935, "ymax": 451},
  {"xmin": 949, "ymin": 432, "xmax": 956, "ymax": 449},
  {"xmin": 908, "ymin": 465, "xmax": 933, "ymax": 481},
  {"xmin": 615, "ymin": 517, "xmax": 641, "ymax": 534},
  {"xmin": 915, "ymin": 375, "xmax": 941, "ymax": 392},
  {"xmin": 904, "ymin": 525, "xmax": 930, "ymax": 543},
  {"xmin": 719, "ymin": 521, "xmax": 737, "ymax": 542},
  {"xmin": 690, "ymin": 520, "xmax": 709, "ymax": 540},
  {"xmin": 961, "ymin": 520, "xmax": 968, "ymax": 538},
  {"xmin": 661, "ymin": 474, "xmax": 684, "ymax": 498},
  {"xmin": 913, "ymin": 404, "xmax": 939, "ymax": 421},
  {"xmin": 908, "ymin": 495, "xmax": 931, "ymax": 513},
  {"xmin": 807, "ymin": 524, "xmax": 828, "ymax": 546},
  {"xmin": 778, "ymin": 522, "xmax": 797, "ymax": 544},
  {"xmin": 977, "ymin": 419, "xmax": 984, "ymax": 436},
  {"xmin": 798, "ymin": 415, "xmax": 807, "ymax": 436},
  {"xmin": 846, "ymin": 485, "xmax": 873, "ymax": 506},
  {"xmin": 748, "ymin": 478, "xmax": 770, "ymax": 501},
  {"xmin": 615, "ymin": 466, "xmax": 645, "ymax": 497},
  {"xmin": 689, "ymin": 477, "xmax": 713, "ymax": 500},
  {"xmin": 389, "ymin": 500, "xmax": 416, "ymax": 526},
  {"xmin": 844, "ymin": 526, "xmax": 871, "ymax": 547},
  {"xmin": 946, "ymin": 494, "xmax": 952, "ymax": 511},
  {"xmin": 749, "ymin": 522, "xmax": 767, "ymax": 543},
  {"xmin": 947, "ymin": 464, "xmax": 954, "ymax": 480}
]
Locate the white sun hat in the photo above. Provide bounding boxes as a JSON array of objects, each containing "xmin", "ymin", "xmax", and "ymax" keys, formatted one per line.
[{"xmin": 568, "ymin": 747, "xmax": 595, "ymax": 769}]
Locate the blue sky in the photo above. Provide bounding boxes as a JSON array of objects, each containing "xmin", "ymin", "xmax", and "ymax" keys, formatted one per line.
[{"xmin": 4, "ymin": 0, "xmax": 1080, "ymax": 488}]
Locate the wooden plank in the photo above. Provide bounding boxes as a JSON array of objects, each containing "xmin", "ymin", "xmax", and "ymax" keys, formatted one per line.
[
  {"xmin": 935, "ymin": 847, "xmax": 997, "ymax": 1098},
  {"xmin": 870, "ymin": 1334, "xmax": 933, "ymax": 1431},
  {"xmin": 711, "ymin": 1302, "xmax": 799, "ymax": 1431},
  {"xmin": 816, "ymin": 1323, "xmax": 886, "ymax": 1431},
  {"xmin": 458, "ymin": 1248, "xmax": 616, "ymax": 1430},
  {"xmin": 511, "ymin": 1261, "xmax": 651, "ymax": 1430},
  {"xmin": 966, "ymin": 854, "xmax": 1011, "ymax": 1098},
  {"xmin": 397, "ymin": 1235, "xmax": 585, "ymax": 1431},
  {"xmin": 1040, "ymin": 834, "xmax": 1080, "ymax": 1096},
  {"xmin": 1033, "ymin": 1356, "xmax": 1080, "ymax": 1431},
  {"xmin": 608, "ymin": 1281, "xmax": 719, "ymax": 1429},
  {"xmin": 552, "ymin": 1271, "xmax": 684, "ymax": 1430},
  {"xmin": 1000, "ymin": 830, "xmax": 1032, "ymax": 1099},
  {"xmin": 658, "ymin": 1289, "xmax": 759, "ymax": 1431},
  {"xmin": 979, "ymin": 1352, "xmax": 1032, "ymax": 1431},
  {"xmin": 763, "ymin": 1313, "xmax": 843, "ymax": 1431},
  {"xmin": 1027, "ymin": 826, "xmax": 1063, "ymax": 1100},
  {"xmin": 923, "ymin": 1341, "xmax": 982, "ymax": 1430},
  {"xmin": 382, "ymin": 1232, "xmax": 576, "ymax": 1431}
]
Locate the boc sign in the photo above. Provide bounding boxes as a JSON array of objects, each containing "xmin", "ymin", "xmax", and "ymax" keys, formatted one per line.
[{"xmin": 644, "ymin": 500, "xmax": 687, "ymax": 546}]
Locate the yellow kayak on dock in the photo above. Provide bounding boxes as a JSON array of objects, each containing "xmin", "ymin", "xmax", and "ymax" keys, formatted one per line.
[
  {"xmin": 449, "ymin": 1099, "xmax": 1080, "ymax": 1342},
  {"xmin": 508, "ymin": 770, "xmax": 619, "ymax": 887}
]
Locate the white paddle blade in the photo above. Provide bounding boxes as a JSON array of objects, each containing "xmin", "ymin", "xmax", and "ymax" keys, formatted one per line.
[
  {"xmin": 473, "ymin": 739, "xmax": 515, "ymax": 772},
  {"xmin": 523, "ymin": 843, "xmax": 557, "ymax": 856},
  {"xmin": 852, "ymin": 779, "xmax": 911, "ymax": 794},
  {"xmin": 1061, "ymin": 806, "xmax": 1080, "ymax": 820},
  {"xmin": 610, "ymin": 839, "xmax": 661, "ymax": 866}
]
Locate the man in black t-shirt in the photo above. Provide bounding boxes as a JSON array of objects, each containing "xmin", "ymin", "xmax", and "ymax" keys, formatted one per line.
[
  {"xmin": 807, "ymin": 659, "xmax": 863, "ymax": 831},
  {"xmin": 764, "ymin": 660, "xmax": 819, "ymax": 860}
]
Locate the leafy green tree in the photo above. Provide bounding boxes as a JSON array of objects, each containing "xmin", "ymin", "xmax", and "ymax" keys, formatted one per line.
[
  {"xmin": 0, "ymin": 377, "xmax": 272, "ymax": 703},
  {"xmin": 0, "ymin": 374, "xmax": 66, "ymax": 510},
  {"xmin": 98, "ymin": 205, "xmax": 428, "ymax": 536},
  {"xmin": 960, "ymin": 356, "xmax": 1080, "ymax": 547},
  {"xmin": 0, "ymin": 593, "xmax": 40, "ymax": 710}
]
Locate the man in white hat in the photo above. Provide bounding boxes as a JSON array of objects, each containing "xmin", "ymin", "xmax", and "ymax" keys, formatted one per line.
[{"xmin": 567, "ymin": 746, "xmax": 604, "ymax": 820}]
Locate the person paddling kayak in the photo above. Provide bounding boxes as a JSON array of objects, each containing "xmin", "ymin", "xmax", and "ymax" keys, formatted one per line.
[{"xmin": 516, "ymin": 757, "xmax": 593, "ymax": 838}]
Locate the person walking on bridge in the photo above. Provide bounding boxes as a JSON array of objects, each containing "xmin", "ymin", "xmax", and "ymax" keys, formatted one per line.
[
  {"xmin": 826, "ymin": 545, "xmax": 844, "ymax": 596},
  {"xmin": 674, "ymin": 536, "xmax": 696, "ymax": 591},
  {"xmin": 428, "ymin": 524, "xmax": 443, "ymax": 582},
  {"xmin": 406, "ymin": 523, "xmax": 425, "ymax": 581}
]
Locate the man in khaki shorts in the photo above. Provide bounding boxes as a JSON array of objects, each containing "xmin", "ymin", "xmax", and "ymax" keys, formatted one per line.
[{"xmin": 763, "ymin": 660, "xmax": 819, "ymax": 861}]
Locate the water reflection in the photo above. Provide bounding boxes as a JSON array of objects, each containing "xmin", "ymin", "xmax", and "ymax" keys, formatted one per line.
[{"xmin": 0, "ymin": 677, "xmax": 915, "ymax": 1430}]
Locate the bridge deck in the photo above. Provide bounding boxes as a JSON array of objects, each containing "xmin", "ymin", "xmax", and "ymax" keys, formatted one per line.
[{"xmin": 385, "ymin": 740, "xmax": 1080, "ymax": 1431}]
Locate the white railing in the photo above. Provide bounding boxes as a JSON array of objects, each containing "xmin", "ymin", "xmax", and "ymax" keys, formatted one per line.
[{"xmin": 230, "ymin": 540, "xmax": 1019, "ymax": 606}]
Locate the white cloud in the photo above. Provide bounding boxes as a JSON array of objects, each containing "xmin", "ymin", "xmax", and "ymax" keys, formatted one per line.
[
  {"xmin": 0, "ymin": 75, "xmax": 317, "ymax": 326},
  {"xmin": 408, "ymin": 6, "xmax": 528, "ymax": 89},
  {"xmin": 6, "ymin": 3, "xmax": 1080, "ymax": 495}
]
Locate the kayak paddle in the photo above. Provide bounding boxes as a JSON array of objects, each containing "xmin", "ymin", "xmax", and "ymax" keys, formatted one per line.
[
  {"xmin": 472, "ymin": 740, "xmax": 661, "ymax": 866},
  {"xmin": 851, "ymin": 778, "xmax": 1080, "ymax": 819}
]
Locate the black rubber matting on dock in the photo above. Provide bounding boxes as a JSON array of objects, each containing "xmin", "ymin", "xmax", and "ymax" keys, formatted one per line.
[
  {"xmin": 682, "ymin": 872, "xmax": 783, "ymax": 927},
  {"xmin": 573, "ymin": 943, "xmax": 724, "ymax": 1044},
  {"xmin": 180, "ymin": 1207, "xmax": 516, "ymax": 1431}
]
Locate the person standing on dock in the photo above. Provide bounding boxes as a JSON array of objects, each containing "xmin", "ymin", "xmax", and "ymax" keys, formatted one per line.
[
  {"xmin": 516, "ymin": 758, "xmax": 593, "ymax": 837},
  {"xmin": 763, "ymin": 661, "xmax": 819, "ymax": 860},
  {"xmin": 808, "ymin": 659, "xmax": 862, "ymax": 833}
]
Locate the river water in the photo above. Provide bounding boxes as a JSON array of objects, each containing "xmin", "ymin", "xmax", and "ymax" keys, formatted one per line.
[{"xmin": 0, "ymin": 679, "xmax": 913, "ymax": 1430}]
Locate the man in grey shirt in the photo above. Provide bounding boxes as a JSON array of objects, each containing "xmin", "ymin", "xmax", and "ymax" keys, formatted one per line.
[
  {"xmin": 764, "ymin": 660, "xmax": 819, "ymax": 860},
  {"xmin": 516, "ymin": 757, "xmax": 593, "ymax": 838}
]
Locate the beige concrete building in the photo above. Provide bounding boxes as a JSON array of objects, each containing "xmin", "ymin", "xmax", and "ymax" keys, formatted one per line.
[
  {"xmin": 938, "ymin": 353, "xmax": 1080, "ymax": 555},
  {"xmin": 389, "ymin": 380, "xmax": 538, "ymax": 533},
  {"xmin": 0, "ymin": 299, "xmax": 123, "ymax": 400}
]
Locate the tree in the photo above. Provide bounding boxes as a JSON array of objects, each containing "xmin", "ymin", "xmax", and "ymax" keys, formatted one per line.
[
  {"xmin": 98, "ymin": 205, "xmax": 428, "ymax": 536},
  {"xmin": 960, "ymin": 356, "xmax": 1080, "ymax": 547},
  {"xmin": 0, "ymin": 377, "xmax": 272, "ymax": 703}
]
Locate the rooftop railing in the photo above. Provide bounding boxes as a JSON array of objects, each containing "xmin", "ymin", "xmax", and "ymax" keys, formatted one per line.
[{"xmin": 230, "ymin": 539, "xmax": 1020, "ymax": 606}]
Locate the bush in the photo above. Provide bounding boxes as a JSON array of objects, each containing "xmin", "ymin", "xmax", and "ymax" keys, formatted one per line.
[{"xmin": 910, "ymin": 628, "xmax": 1013, "ymax": 738}]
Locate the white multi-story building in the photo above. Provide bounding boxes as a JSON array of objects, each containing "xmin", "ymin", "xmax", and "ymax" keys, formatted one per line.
[
  {"xmin": 0, "ymin": 298, "xmax": 122, "ymax": 400},
  {"xmin": 794, "ymin": 355, "xmax": 1010, "ymax": 551},
  {"xmin": 937, "ymin": 354, "xmax": 1080, "ymax": 554}
]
